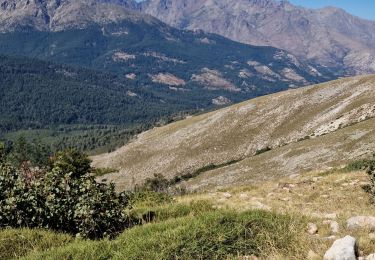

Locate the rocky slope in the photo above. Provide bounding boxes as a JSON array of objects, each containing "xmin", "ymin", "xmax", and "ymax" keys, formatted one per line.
[
  {"xmin": 92, "ymin": 75, "xmax": 375, "ymax": 191},
  {"xmin": 138, "ymin": 0, "xmax": 375, "ymax": 75},
  {"xmin": 0, "ymin": 0, "xmax": 157, "ymax": 31}
]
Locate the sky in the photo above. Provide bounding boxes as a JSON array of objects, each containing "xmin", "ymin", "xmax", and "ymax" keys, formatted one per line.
[{"xmin": 288, "ymin": 0, "xmax": 375, "ymax": 20}]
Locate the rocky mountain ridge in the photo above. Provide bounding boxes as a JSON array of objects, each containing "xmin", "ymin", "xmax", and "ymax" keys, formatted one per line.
[
  {"xmin": 137, "ymin": 0, "xmax": 375, "ymax": 75},
  {"xmin": 0, "ymin": 0, "xmax": 157, "ymax": 31}
]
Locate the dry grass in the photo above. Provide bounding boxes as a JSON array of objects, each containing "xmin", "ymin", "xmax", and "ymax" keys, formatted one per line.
[{"xmin": 178, "ymin": 169, "xmax": 375, "ymax": 258}]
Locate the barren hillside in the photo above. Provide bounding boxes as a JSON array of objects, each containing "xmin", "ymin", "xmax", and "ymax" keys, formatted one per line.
[{"xmin": 92, "ymin": 75, "xmax": 375, "ymax": 191}]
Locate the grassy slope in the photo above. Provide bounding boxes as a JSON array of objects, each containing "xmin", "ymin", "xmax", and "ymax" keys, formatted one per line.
[
  {"xmin": 3, "ymin": 167, "xmax": 375, "ymax": 259},
  {"xmin": 92, "ymin": 74, "xmax": 375, "ymax": 191}
]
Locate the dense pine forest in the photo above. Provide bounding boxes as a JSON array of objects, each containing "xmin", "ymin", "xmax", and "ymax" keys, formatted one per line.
[{"xmin": 0, "ymin": 56, "xmax": 200, "ymax": 152}]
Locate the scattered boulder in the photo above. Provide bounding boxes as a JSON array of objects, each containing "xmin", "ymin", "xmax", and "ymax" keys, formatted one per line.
[
  {"xmin": 307, "ymin": 250, "xmax": 320, "ymax": 259},
  {"xmin": 239, "ymin": 193, "xmax": 249, "ymax": 199},
  {"xmin": 323, "ymin": 220, "xmax": 339, "ymax": 234},
  {"xmin": 223, "ymin": 192, "xmax": 232, "ymax": 199},
  {"xmin": 359, "ymin": 254, "xmax": 375, "ymax": 260},
  {"xmin": 330, "ymin": 221, "xmax": 339, "ymax": 234},
  {"xmin": 323, "ymin": 235, "xmax": 357, "ymax": 260},
  {"xmin": 307, "ymin": 223, "xmax": 318, "ymax": 235},
  {"xmin": 347, "ymin": 216, "xmax": 375, "ymax": 231}
]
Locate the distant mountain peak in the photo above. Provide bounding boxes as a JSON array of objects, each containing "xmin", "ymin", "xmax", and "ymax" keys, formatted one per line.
[
  {"xmin": 139, "ymin": 0, "xmax": 375, "ymax": 75},
  {"xmin": 0, "ymin": 0, "xmax": 155, "ymax": 32}
]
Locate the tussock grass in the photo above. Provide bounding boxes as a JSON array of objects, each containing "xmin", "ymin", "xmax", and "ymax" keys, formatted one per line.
[
  {"xmin": 24, "ymin": 210, "xmax": 306, "ymax": 260},
  {"xmin": 0, "ymin": 228, "xmax": 72, "ymax": 259}
]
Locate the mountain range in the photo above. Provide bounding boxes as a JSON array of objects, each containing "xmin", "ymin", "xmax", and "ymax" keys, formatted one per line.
[
  {"xmin": 135, "ymin": 0, "xmax": 375, "ymax": 75},
  {"xmin": 0, "ymin": 0, "xmax": 336, "ymax": 129}
]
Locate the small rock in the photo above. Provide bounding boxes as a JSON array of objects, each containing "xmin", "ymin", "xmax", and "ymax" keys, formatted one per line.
[
  {"xmin": 364, "ymin": 254, "xmax": 375, "ymax": 260},
  {"xmin": 223, "ymin": 192, "xmax": 232, "ymax": 199},
  {"xmin": 312, "ymin": 212, "xmax": 337, "ymax": 220},
  {"xmin": 347, "ymin": 216, "xmax": 375, "ymax": 231},
  {"xmin": 307, "ymin": 223, "xmax": 318, "ymax": 235},
  {"xmin": 324, "ymin": 235, "xmax": 337, "ymax": 240},
  {"xmin": 359, "ymin": 254, "xmax": 375, "ymax": 260},
  {"xmin": 239, "ymin": 193, "xmax": 249, "ymax": 199},
  {"xmin": 323, "ymin": 235, "xmax": 357, "ymax": 260},
  {"xmin": 369, "ymin": 233, "xmax": 375, "ymax": 240},
  {"xmin": 323, "ymin": 220, "xmax": 339, "ymax": 234},
  {"xmin": 307, "ymin": 250, "xmax": 320, "ymax": 259},
  {"xmin": 321, "ymin": 194, "xmax": 329, "ymax": 198},
  {"xmin": 251, "ymin": 201, "xmax": 271, "ymax": 211},
  {"xmin": 330, "ymin": 221, "xmax": 340, "ymax": 234},
  {"xmin": 327, "ymin": 213, "xmax": 338, "ymax": 219}
]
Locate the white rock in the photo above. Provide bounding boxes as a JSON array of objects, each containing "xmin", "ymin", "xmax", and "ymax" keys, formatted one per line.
[
  {"xmin": 324, "ymin": 235, "xmax": 337, "ymax": 240},
  {"xmin": 307, "ymin": 223, "xmax": 318, "ymax": 235},
  {"xmin": 307, "ymin": 250, "xmax": 320, "ymax": 259},
  {"xmin": 369, "ymin": 233, "xmax": 375, "ymax": 240},
  {"xmin": 323, "ymin": 235, "xmax": 357, "ymax": 260},
  {"xmin": 359, "ymin": 254, "xmax": 375, "ymax": 260},
  {"xmin": 347, "ymin": 216, "xmax": 375, "ymax": 231},
  {"xmin": 330, "ymin": 221, "xmax": 340, "ymax": 234},
  {"xmin": 312, "ymin": 212, "xmax": 337, "ymax": 220},
  {"xmin": 366, "ymin": 254, "xmax": 375, "ymax": 260},
  {"xmin": 239, "ymin": 193, "xmax": 249, "ymax": 199},
  {"xmin": 223, "ymin": 192, "xmax": 232, "ymax": 198}
]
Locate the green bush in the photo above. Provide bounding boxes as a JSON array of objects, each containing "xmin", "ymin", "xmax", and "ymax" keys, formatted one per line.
[
  {"xmin": 0, "ymin": 149, "xmax": 132, "ymax": 239},
  {"xmin": 366, "ymin": 162, "xmax": 375, "ymax": 197},
  {"xmin": 345, "ymin": 157, "xmax": 375, "ymax": 172}
]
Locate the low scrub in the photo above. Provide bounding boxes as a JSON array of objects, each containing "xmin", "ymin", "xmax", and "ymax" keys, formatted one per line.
[
  {"xmin": 345, "ymin": 156, "xmax": 375, "ymax": 172},
  {"xmin": 25, "ymin": 209, "xmax": 305, "ymax": 259},
  {"xmin": 345, "ymin": 155, "xmax": 375, "ymax": 199}
]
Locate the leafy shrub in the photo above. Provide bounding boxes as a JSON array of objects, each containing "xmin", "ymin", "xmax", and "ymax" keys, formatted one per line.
[
  {"xmin": 345, "ymin": 157, "xmax": 375, "ymax": 171},
  {"xmin": 137, "ymin": 173, "xmax": 171, "ymax": 193},
  {"xmin": 366, "ymin": 162, "xmax": 375, "ymax": 197},
  {"xmin": 345, "ymin": 155, "xmax": 375, "ymax": 198},
  {"xmin": 0, "ymin": 149, "xmax": 132, "ymax": 239}
]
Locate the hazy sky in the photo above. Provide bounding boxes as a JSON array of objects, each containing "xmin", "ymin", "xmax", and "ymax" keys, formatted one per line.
[{"xmin": 288, "ymin": 0, "xmax": 375, "ymax": 20}]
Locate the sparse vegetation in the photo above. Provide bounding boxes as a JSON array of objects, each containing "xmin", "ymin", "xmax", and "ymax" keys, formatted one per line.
[{"xmin": 255, "ymin": 146, "xmax": 272, "ymax": 155}]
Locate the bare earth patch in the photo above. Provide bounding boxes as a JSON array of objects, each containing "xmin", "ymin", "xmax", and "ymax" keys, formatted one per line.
[{"xmin": 150, "ymin": 73, "xmax": 186, "ymax": 86}]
